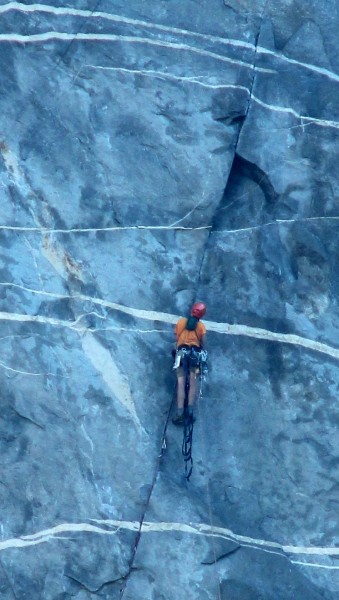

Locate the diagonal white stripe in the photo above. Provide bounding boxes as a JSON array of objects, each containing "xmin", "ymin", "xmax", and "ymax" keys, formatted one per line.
[
  {"xmin": 1, "ymin": 2, "xmax": 339, "ymax": 84},
  {"xmin": 252, "ymin": 94, "xmax": 339, "ymax": 130},
  {"xmin": 0, "ymin": 225, "xmax": 211, "ymax": 232},
  {"xmin": 0, "ymin": 285, "xmax": 338, "ymax": 361},
  {"xmin": 0, "ymin": 32, "xmax": 273, "ymax": 73},
  {"xmin": 84, "ymin": 64, "xmax": 252, "ymax": 92},
  {"xmin": 0, "ymin": 518, "xmax": 337, "ymax": 569}
]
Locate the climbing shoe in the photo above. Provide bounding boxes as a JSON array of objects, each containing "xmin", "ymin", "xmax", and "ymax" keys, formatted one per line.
[
  {"xmin": 172, "ymin": 413, "xmax": 185, "ymax": 426},
  {"xmin": 187, "ymin": 407, "xmax": 196, "ymax": 422}
]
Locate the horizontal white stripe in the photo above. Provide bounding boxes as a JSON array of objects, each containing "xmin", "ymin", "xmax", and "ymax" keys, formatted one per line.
[
  {"xmin": 0, "ymin": 216, "xmax": 338, "ymax": 237},
  {"xmin": 0, "ymin": 1, "xmax": 255, "ymax": 52},
  {"xmin": 257, "ymin": 45, "xmax": 339, "ymax": 84},
  {"xmin": 0, "ymin": 285, "xmax": 338, "ymax": 361},
  {"xmin": 0, "ymin": 358, "xmax": 61, "ymax": 376},
  {"xmin": 82, "ymin": 65, "xmax": 339, "ymax": 130},
  {"xmin": 0, "ymin": 31, "xmax": 273, "ymax": 73},
  {"xmin": 252, "ymin": 94, "xmax": 339, "ymax": 130},
  {"xmin": 0, "ymin": 518, "xmax": 336, "ymax": 569},
  {"xmin": 2, "ymin": 3, "xmax": 339, "ymax": 84},
  {"xmin": 216, "ymin": 216, "xmax": 339, "ymax": 235},
  {"xmin": 84, "ymin": 64, "xmax": 251, "ymax": 92},
  {"xmin": 0, "ymin": 225, "xmax": 211, "ymax": 233}
]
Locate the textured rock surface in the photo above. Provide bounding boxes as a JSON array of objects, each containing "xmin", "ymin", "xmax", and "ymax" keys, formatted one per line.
[{"xmin": 0, "ymin": 0, "xmax": 338, "ymax": 598}]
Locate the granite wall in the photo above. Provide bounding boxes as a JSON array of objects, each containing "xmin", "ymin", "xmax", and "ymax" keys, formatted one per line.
[{"xmin": 0, "ymin": 1, "xmax": 338, "ymax": 598}]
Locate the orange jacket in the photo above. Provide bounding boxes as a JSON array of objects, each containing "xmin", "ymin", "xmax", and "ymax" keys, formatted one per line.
[{"xmin": 175, "ymin": 317, "xmax": 206, "ymax": 348}]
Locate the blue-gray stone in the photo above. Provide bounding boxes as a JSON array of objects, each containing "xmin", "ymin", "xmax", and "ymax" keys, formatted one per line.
[{"xmin": 0, "ymin": 1, "xmax": 338, "ymax": 598}]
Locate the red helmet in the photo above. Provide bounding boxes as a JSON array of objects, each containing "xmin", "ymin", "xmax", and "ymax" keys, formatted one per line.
[{"xmin": 191, "ymin": 302, "xmax": 206, "ymax": 318}]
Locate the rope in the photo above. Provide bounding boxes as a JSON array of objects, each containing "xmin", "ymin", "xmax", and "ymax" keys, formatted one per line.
[
  {"xmin": 179, "ymin": 348, "xmax": 207, "ymax": 481},
  {"xmin": 174, "ymin": 346, "xmax": 222, "ymax": 595},
  {"xmin": 120, "ymin": 384, "xmax": 176, "ymax": 599},
  {"xmin": 180, "ymin": 351, "xmax": 195, "ymax": 480},
  {"xmin": 182, "ymin": 409, "xmax": 194, "ymax": 480}
]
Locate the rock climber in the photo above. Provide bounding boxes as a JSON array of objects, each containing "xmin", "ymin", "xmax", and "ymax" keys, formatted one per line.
[{"xmin": 172, "ymin": 302, "xmax": 207, "ymax": 425}]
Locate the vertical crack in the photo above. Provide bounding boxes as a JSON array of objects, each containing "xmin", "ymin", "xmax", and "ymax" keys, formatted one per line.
[
  {"xmin": 192, "ymin": 229, "xmax": 212, "ymax": 301},
  {"xmin": 192, "ymin": 3, "xmax": 271, "ymax": 297},
  {"xmin": 245, "ymin": 1, "xmax": 270, "ymax": 117},
  {"xmin": 214, "ymin": 0, "xmax": 271, "ymax": 228},
  {"xmin": 235, "ymin": 0, "xmax": 270, "ymax": 155},
  {"xmin": 121, "ymin": 7, "xmax": 272, "ymax": 595},
  {"xmin": 119, "ymin": 392, "xmax": 175, "ymax": 599}
]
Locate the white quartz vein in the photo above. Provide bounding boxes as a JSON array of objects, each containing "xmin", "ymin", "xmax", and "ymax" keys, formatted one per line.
[
  {"xmin": 169, "ymin": 195, "xmax": 208, "ymax": 227},
  {"xmin": 256, "ymin": 45, "xmax": 339, "ymax": 85},
  {"xmin": 251, "ymin": 94, "xmax": 339, "ymax": 130},
  {"xmin": 0, "ymin": 285, "xmax": 339, "ymax": 361},
  {"xmin": 0, "ymin": 284, "xmax": 155, "ymax": 323},
  {"xmin": 0, "ymin": 2, "xmax": 255, "ymax": 52},
  {"xmin": 84, "ymin": 65, "xmax": 339, "ymax": 130},
  {"xmin": 0, "ymin": 225, "xmax": 211, "ymax": 233},
  {"xmin": 0, "ymin": 359, "xmax": 60, "ymax": 377},
  {"xmin": 80, "ymin": 423, "xmax": 95, "ymax": 480},
  {"xmin": 3, "ymin": 3, "xmax": 339, "ymax": 85},
  {"xmin": 0, "ymin": 32, "xmax": 274, "ymax": 74},
  {"xmin": 215, "ymin": 216, "xmax": 339, "ymax": 235},
  {"xmin": 0, "ymin": 519, "xmax": 337, "ymax": 569},
  {"xmin": 23, "ymin": 235, "xmax": 45, "ymax": 290},
  {"xmin": 80, "ymin": 423, "xmax": 94, "ymax": 454},
  {"xmin": 0, "ymin": 310, "xmax": 83, "ymax": 330},
  {"xmin": 94, "ymin": 327, "xmax": 167, "ymax": 334},
  {"xmin": 0, "ymin": 307, "xmax": 143, "ymax": 428},
  {"xmin": 84, "ymin": 64, "xmax": 251, "ymax": 92}
]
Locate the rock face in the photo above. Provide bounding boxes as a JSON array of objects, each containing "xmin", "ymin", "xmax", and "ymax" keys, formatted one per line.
[{"xmin": 0, "ymin": 1, "xmax": 338, "ymax": 598}]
